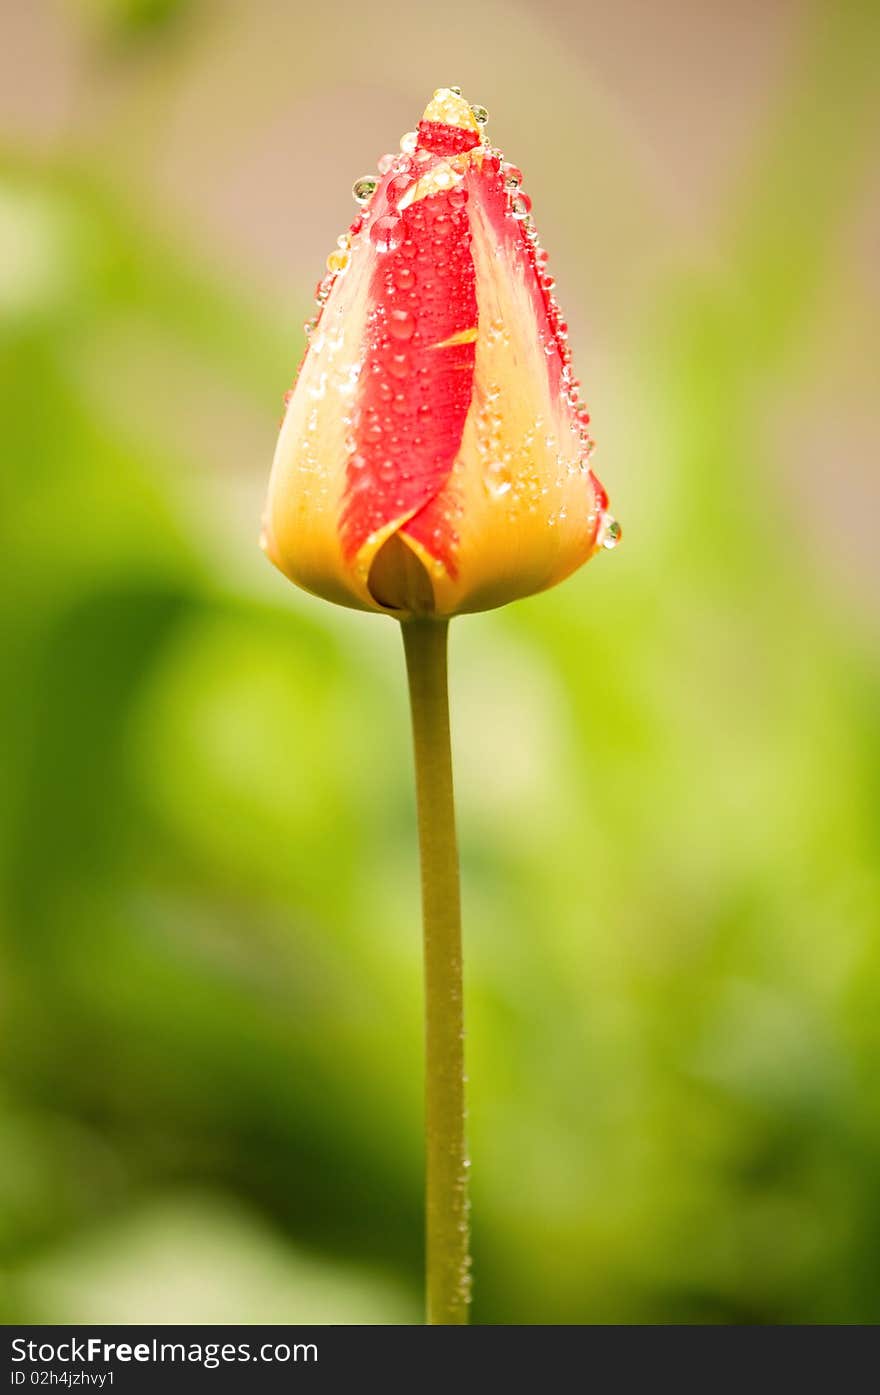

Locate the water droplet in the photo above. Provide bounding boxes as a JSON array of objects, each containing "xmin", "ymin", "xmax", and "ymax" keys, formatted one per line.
[
  {"xmin": 386, "ymin": 173, "xmax": 410, "ymax": 204},
  {"xmin": 370, "ymin": 215, "xmax": 403, "ymax": 253},
  {"xmin": 326, "ymin": 249, "xmax": 350, "ymax": 274},
  {"xmin": 387, "ymin": 352, "xmax": 410, "ymax": 379},
  {"xmin": 503, "ymin": 163, "xmax": 523, "ymax": 189},
  {"xmin": 388, "ymin": 308, "xmax": 415, "ymax": 341},
  {"xmin": 399, "ymin": 130, "xmax": 418, "ymax": 154},
  {"xmin": 448, "ymin": 85, "xmax": 462, "ymax": 96},
  {"xmin": 511, "ymin": 192, "xmax": 532, "ymax": 219},
  {"xmin": 470, "ymin": 104, "xmax": 489, "ymax": 125},
  {"xmin": 392, "ymin": 264, "xmax": 416, "ymax": 290},
  {"xmin": 446, "ymin": 185, "xmax": 468, "ymax": 210},
  {"xmin": 352, "ymin": 175, "xmax": 378, "ymax": 204},
  {"xmin": 485, "ymin": 461, "xmax": 513, "ymax": 498},
  {"xmin": 601, "ymin": 515, "xmax": 622, "ymax": 550}
]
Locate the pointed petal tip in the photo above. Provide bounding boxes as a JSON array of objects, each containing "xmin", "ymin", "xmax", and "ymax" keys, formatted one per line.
[
  {"xmin": 421, "ymin": 88, "xmax": 480, "ymax": 131},
  {"xmin": 417, "ymin": 89, "xmax": 483, "ymax": 155}
]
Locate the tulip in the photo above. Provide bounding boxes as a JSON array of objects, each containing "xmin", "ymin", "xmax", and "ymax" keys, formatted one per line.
[
  {"xmin": 261, "ymin": 90, "xmax": 619, "ymax": 1325},
  {"xmin": 262, "ymin": 87, "xmax": 618, "ymax": 618}
]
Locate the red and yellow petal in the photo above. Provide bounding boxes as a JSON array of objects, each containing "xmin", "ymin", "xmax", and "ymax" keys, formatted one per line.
[
  {"xmin": 262, "ymin": 204, "xmax": 382, "ymax": 612},
  {"xmin": 262, "ymin": 89, "xmax": 617, "ymax": 618}
]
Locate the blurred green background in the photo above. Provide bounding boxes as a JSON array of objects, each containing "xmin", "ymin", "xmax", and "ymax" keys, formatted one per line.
[{"xmin": 2, "ymin": 0, "xmax": 879, "ymax": 1325}]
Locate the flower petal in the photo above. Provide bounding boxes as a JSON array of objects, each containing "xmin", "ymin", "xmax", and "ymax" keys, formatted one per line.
[
  {"xmin": 262, "ymin": 204, "xmax": 385, "ymax": 612},
  {"xmin": 397, "ymin": 154, "xmax": 606, "ymax": 615},
  {"xmin": 264, "ymin": 131, "xmax": 480, "ymax": 612},
  {"xmin": 339, "ymin": 164, "xmax": 478, "ymax": 587}
]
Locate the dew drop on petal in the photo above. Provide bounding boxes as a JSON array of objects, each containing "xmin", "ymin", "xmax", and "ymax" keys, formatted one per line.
[
  {"xmin": 352, "ymin": 176, "xmax": 378, "ymax": 204},
  {"xmin": 601, "ymin": 515, "xmax": 622, "ymax": 550},
  {"xmin": 387, "ymin": 352, "xmax": 410, "ymax": 379},
  {"xmin": 484, "ymin": 461, "xmax": 513, "ymax": 498},
  {"xmin": 370, "ymin": 215, "xmax": 404, "ymax": 253},
  {"xmin": 388, "ymin": 308, "xmax": 415, "ymax": 341},
  {"xmin": 386, "ymin": 174, "xmax": 410, "ymax": 204},
  {"xmin": 470, "ymin": 104, "xmax": 489, "ymax": 125},
  {"xmin": 392, "ymin": 264, "xmax": 416, "ymax": 290}
]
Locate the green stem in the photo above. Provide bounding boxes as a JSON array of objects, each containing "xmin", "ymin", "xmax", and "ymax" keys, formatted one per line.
[{"xmin": 401, "ymin": 617, "xmax": 470, "ymax": 1325}]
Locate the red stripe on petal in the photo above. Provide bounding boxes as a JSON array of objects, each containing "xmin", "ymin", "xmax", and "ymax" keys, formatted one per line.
[
  {"xmin": 588, "ymin": 469, "xmax": 608, "ymax": 514},
  {"xmin": 339, "ymin": 179, "xmax": 477, "ymax": 573},
  {"xmin": 417, "ymin": 120, "xmax": 481, "ymax": 155}
]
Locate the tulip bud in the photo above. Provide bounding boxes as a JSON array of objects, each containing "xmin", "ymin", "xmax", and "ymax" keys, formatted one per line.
[{"xmin": 262, "ymin": 89, "xmax": 619, "ymax": 617}]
